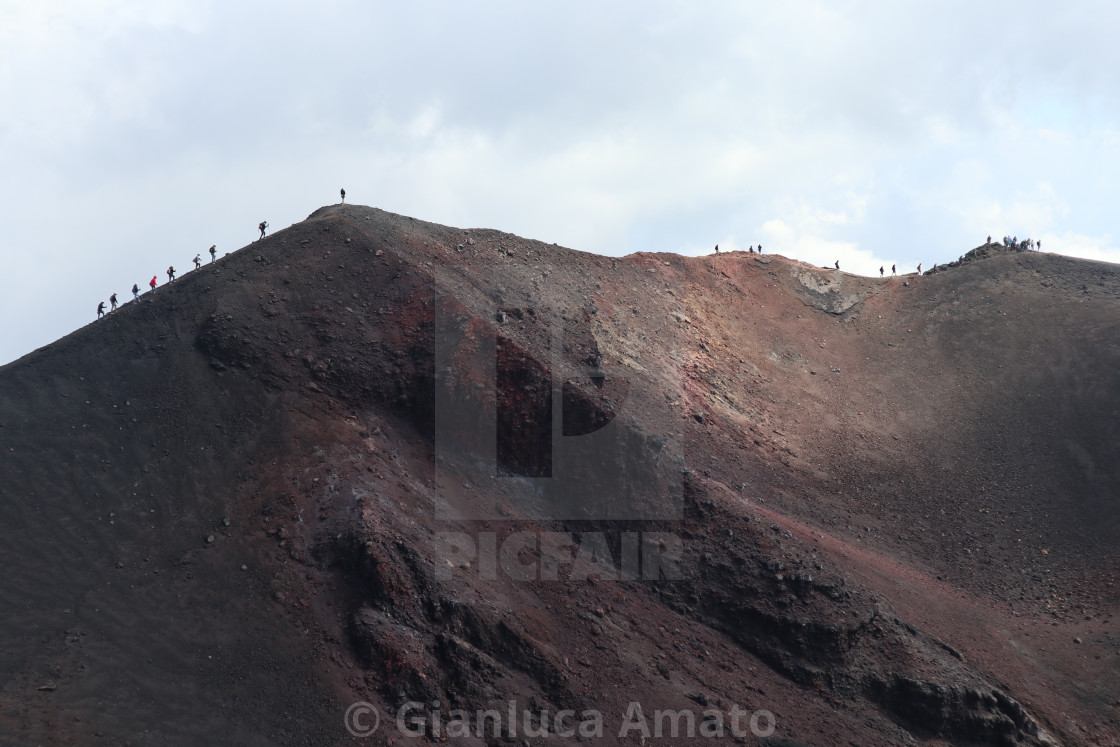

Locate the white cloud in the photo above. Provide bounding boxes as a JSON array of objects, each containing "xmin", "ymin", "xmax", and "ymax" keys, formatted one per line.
[
  {"xmin": 4, "ymin": 1, "xmax": 1120, "ymax": 364},
  {"xmin": 761, "ymin": 218, "xmax": 893, "ymax": 277},
  {"xmin": 1042, "ymin": 232, "xmax": 1120, "ymax": 264},
  {"xmin": 0, "ymin": 1, "xmax": 206, "ymax": 147}
]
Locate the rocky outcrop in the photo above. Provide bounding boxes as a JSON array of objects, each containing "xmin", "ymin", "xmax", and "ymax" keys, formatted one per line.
[{"xmin": 791, "ymin": 267, "xmax": 868, "ymax": 314}]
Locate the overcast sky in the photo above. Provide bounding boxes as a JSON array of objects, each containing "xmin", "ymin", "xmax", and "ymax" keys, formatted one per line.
[{"xmin": 2, "ymin": 1, "xmax": 1119, "ymax": 365}]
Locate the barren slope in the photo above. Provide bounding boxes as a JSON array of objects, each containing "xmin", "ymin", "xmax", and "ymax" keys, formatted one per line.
[{"xmin": 0, "ymin": 205, "xmax": 1116, "ymax": 745}]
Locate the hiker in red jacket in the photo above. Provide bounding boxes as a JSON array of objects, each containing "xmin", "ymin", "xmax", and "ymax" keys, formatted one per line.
[{"xmin": 150, "ymin": 276, "xmax": 157, "ymax": 291}]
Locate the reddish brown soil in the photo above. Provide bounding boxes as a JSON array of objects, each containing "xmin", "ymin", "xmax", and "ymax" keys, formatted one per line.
[{"xmin": 0, "ymin": 205, "xmax": 1116, "ymax": 746}]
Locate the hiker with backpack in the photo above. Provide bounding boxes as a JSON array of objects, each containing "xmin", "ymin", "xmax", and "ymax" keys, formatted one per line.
[
  {"xmin": 97, "ymin": 301, "xmax": 105, "ymax": 319},
  {"xmin": 167, "ymin": 266, "xmax": 176, "ymax": 282},
  {"xmin": 209, "ymin": 244, "xmax": 217, "ymax": 262},
  {"xmin": 258, "ymin": 221, "xmax": 268, "ymax": 239},
  {"xmin": 109, "ymin": 293, "xmax": 118, "ymax": 311},
  {"xmin": 193, "ymin": 253, "xmax": 202, "ymax": 269},
  {"xmin": 132, "ymin": 283, "xmax": 140, "ymax": 301}
]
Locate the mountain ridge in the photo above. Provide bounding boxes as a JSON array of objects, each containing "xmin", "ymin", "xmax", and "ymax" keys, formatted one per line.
[{"xmin": 0, "ymin": 204, "xmax": 1115, "ymax": 745}]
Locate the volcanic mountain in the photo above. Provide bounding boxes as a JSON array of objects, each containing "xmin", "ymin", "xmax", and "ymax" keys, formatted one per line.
[{"xmin": 0, "ymin": 205, "xmax": 1116, "ymax": 745}]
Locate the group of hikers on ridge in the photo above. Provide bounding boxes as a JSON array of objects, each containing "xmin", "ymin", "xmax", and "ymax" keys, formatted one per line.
[
  {"xmin": 96, "ymin": 240, "xmax": 227, "ymax": 318},
  {"xmin": 710, "ymin": 244, "xmax": 921, "ymax": 278},
  {"xmin": 842, "ymin": 263, "xmax": 922, "ymax": 274},
  {"xmin": 876, "ymin": 263, "xmax": 917, "ymax": 276},
  {"xmin": 991, "ymin": 234, "xmax": 1040, "ymax": 252},
  {"xmin": 709, "ymin": 231, "xmax": 1043, "ymax": 279},
  {"xmin": 96, "ymin": 188, "xmax": 352, "ymax": 319}
]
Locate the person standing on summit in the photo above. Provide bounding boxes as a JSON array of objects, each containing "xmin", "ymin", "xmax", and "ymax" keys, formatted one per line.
[{"xmin": 340, "ymin": 188, "xmax": 346, "ymax": 204}]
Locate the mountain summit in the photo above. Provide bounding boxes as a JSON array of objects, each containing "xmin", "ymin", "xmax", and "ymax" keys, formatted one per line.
[{"xmin": 0, "ymin": 205, "xmax": 1115, "ymax": 744}]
